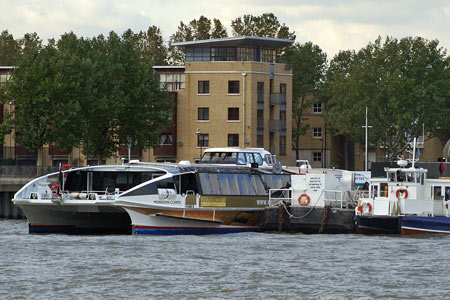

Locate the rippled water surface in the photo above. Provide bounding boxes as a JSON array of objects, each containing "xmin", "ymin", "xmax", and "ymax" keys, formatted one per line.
[{"xmin": 1, "ymin": 219, "xmax": 450, "ymax": 299}]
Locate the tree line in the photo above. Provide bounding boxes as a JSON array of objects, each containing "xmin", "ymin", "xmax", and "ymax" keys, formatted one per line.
[{"xmin": 1, "ymin": 13, "xmax": 449, "ymax": 165}]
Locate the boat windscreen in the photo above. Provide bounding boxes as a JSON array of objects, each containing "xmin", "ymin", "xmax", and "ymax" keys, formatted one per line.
[{"xmin": 64, "ymin": 171, "xmax": 159, "ymax": 193}]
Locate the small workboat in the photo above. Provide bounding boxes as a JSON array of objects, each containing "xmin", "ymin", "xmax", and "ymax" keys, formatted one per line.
[{"xmin": 355, "ymin": 159, "xmax": 450, "ymax": 235}]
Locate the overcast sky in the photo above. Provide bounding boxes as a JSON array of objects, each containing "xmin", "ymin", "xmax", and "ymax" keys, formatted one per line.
[{"xmin": 1, "ymin": 0, "xmax": 449, "ymax": 58}]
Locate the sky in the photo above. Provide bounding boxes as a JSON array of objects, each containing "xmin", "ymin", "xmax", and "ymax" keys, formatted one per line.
[{"xmin": 1, "ymin": 0, "xmax": 449, "ymax": 58}]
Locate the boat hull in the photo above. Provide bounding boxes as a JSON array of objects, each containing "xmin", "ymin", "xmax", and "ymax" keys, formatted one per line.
[
  {"xmin": 124, "ymin": 206, "xmax": 264, "ymax": 235},
  {"xmin": 355, "ymin": 215, "xmax": 401, "ymax": 234},
  {"xmin": 262, "ymin": 206, "xmax": 356, "ymax": 234},
  {"xmin": 16, "ymin": 201, "xmax": 131, "ymax": 234},
  {"xmin": 401, "ymin": 216, "xmax": 450, "ymax": 234}
]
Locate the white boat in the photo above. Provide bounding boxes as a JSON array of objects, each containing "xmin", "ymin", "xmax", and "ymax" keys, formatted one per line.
[
  {"xmin": 13, "ymin": 162, "xmax": 169, "ymax": 234},
  {"xmin": 115, "ymin": 164, "xmax": 291, "ymax": 235},
  {"xmin": 355, "ymin": 159, "xmax": 450, "ymax": 234}
]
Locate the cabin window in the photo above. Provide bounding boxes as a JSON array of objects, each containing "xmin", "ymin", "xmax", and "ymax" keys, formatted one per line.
[
  {"xmin": 371, "ymin": 184, "xmax": 378, "ymax": 197},
  {"xmin": 197, "ymin": 173, "xmax": 278, "ymax": 196},
  {"xmin": 380, "ymin": 183, "xmax": 388, "ymax": 197},
  {"xmin": 237, "ymin": 153, "xmax": 246, "ymax": 165},
  {"xmin": 433, "ymin": 186, "xmax": 443, "ymax": 200},
  {"xmin": 126, "ymin": 177, "xmax": 176, "ymax": 196},
  {"xmin": 388, "ymin": 172, "xmax": 395, "ymax": 182}
]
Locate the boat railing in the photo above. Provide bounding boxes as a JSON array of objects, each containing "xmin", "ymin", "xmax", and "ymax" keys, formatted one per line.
[{"xmin": 269, "ymin": 188, "xmax": 292, "ymax": 207}]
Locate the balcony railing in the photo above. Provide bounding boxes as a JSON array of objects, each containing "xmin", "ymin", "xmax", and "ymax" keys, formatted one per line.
[
  {"xmin": 269, "ymin": 120, "xmax": 281, "ymax": 132},
  {"xmin": 270, "ymin": 93, "xmax": 286, "ymax": 105}
]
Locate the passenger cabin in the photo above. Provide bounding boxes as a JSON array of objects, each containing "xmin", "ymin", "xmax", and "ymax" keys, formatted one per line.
[{"xmin": 198, "ymin": 148, "xmax": 282, "ymax": 169}]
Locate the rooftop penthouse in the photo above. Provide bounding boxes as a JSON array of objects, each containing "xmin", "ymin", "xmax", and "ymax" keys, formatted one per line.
[{"xmin": 173, "ymin": 36, "xmax": 293, "ymax": 63}]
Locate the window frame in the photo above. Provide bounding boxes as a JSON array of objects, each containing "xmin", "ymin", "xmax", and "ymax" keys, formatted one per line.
[
  {"xmin": 198, "ymin": 107, "xmax": 210, "ymax": 121},
  {"xmin": 227, "ymin": 107, "xmax": 240, "ymax": 121},
  {"xmin": 198, "ymin": 80, "xmax": 210, "ymax": 95},
  {"xmin": 228, "ymin": 80, "xmax": 240, "ymax": 95},
  {"xmin": 197, "ymin": 134, "xmax": 209, "ymax": 147},
  {"xmin": 313, "ymin": 103, "xmax": 322, "ymax": 114},
  {"xmin": 312, "ymin": 127, "xmax": 322, "ymax": 139},
  {"xmin": 313, "ymin": 151, "xmax": 322, "ymax": 162},
  {"xmin": 227, "ymin": 134, "xmax": 239, "ymax": 147}
]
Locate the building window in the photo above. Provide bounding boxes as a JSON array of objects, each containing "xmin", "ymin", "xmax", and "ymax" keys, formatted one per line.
[
  {"xmin": 211, "ymin": 47, "xmax": 237, "ymax": 61},
  {"xmin": 198, "ymin": 81, "xmax": 210, "ymax": 94},
  {"xmin": 313, "ymin": 152, "xmax": 322, "ymax": 162},
  {"xmin": 280, "ymin": 83, "xmax": 286, "ymax": 94},
  {"xmin": 257, "ymin": 134, "xmax": 264, "ymax": 148},
  {"xmin": 313, "ymin": 127, "xmax": 322, "ymax": 138},
  {"xmin": 228, "ymin": 107, "xmax": 239, "ymax": 121},
  {"xmin": 228, "ymin": 81, "xmax": 240, "ymax": 94},
  {"xmin": 279, "ymin": 136, "xmax": 286, "ymax": 155},
  {"xmin": 198, "ymin": 107, "xmax": 209, "ymax": 121},
  {"xmin": 237, "ymin": 47, "xmax": 256, "ymax": 61},
  {"xmin": 257, "ymin": 82, "xmax": 264, "ymax": 102},
  {"xmin": 159, "ymin": 73, "xmax": 185, "ymax": 91},
  {"xmin": 159, "ymin": 133, "xmax": 173, "ymax": 146},
  {"xmin": 313, "ymin": 103, "xmax": 322, "ymax": 113},
  {"xmin": 197, "ymin": 134, "xmax": 209, "ymax": 147},
  {"xmin": 280, "ymin": 111, "xmax": 286, "ymax": 130},
  {"xmin": 257, "ymin": 109, "xmax": 264, "ymax": 129},
  {"xmin": 228, "ymin": 134, "xmax": 239, "ymax": 147},
  {"xmin": 261, "ymin": 48, "xmax": 277, "ymax": 63}
]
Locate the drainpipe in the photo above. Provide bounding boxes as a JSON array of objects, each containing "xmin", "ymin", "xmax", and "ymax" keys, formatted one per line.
[{"xmin": 242, "ymin": 72, "xmax": 247, "ymax": 147}]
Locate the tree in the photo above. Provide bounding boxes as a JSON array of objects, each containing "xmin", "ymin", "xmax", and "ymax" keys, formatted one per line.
[
  {"xmin": 231, "ymin": 13, "xmax": 295, "ymax": 40},
  {"xmin": 137, "ymin": 25, "xmax": 168, "ymax": 66},
  {"xmin": 168, "ymin": 16, "xmax": 228, "ymax": 64},
  {"xmin": 1, "ymin": 30, "xmax": 173, "ymax": 162},
  {"xmin": 325, "ymin": 36, "xmax": 450, "ymax": 161},
  {"xmin": 281, "ymin": 42, "xmax": 327, "ymax": 161},
  {"xmin": 0, "ymin": 30, "xmax": 21, "ymax": 65}
]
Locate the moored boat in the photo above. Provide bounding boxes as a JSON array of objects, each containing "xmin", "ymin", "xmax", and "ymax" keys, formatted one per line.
[
  {"xmin": 115, "ymin": 164, "xmax": 291, "ymax": 235},
  {"xmin": 13, "ymin": 162, "xmax": 169, "ymax": 234},
  {"xmin": 355, "ymin": 159, "xmax": 450, "ymax": 235}
]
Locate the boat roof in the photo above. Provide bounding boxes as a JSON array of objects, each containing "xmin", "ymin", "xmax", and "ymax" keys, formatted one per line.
[
  {"xmin": 203, "ymin": 147, "xmax": 271, "ymax": 155},
  {"xmin": 63, "ymin": 161, "xmax": 289, "ymax": 176}
]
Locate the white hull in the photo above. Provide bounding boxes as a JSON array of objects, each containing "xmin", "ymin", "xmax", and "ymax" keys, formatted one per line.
[{"xmin": 123, "ymin": 206, "xmax": 263, "ymax": 235}]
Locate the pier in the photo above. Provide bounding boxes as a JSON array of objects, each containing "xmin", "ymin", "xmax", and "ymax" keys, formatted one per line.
[{"xmin": 0, "ymin": 166, "xmax": 57, "ymax": 219}]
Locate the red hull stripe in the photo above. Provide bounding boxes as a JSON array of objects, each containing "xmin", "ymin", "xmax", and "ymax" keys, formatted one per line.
[{"xmin": 134, "ymin": 225, "xmax": 258, "ymax": 230}]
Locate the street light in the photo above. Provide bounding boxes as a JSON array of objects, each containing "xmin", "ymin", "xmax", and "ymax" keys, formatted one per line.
[
  {"xmin": 320, "ymin": 138, "xmax": 324, "ymax": 168},
  {"xmin": 8, "ymin": 102, "xmax": 12, "ymax": 159},
  {"xmin": 195, "ymin": 128, "xmax": 202, "ymax": 161}
]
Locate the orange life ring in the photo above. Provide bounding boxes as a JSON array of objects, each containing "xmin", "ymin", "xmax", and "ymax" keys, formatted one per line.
[
  {"xmin": 357, "ymin": 202, "xmax": 372, "ymax": 214},
  {"xmin": 51, "ymin": 184, "xmax": 60, "ymax": 196},
  {"xmin": 298, "ymin": 193, "xmax": 310, "ymax": 206},
  {"xmin": 396, "ymin": 189, "xmax": 408, "ymax": 199}
]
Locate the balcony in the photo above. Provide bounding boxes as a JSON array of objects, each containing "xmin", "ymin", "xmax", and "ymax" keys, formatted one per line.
[
  {"xmin": 270, "ymin": 93, "xmax": 286, "ymax": 105},
  {"xmin": 269, "ymin": 120, "xmax": 281, "ymax": 132}
]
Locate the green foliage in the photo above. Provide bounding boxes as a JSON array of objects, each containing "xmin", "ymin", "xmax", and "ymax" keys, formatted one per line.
[
  {"xmin": 168, "ymin": 16, "xmax": 228, "ymax": 64},
  {"xmin": 1, "ymin": 30, "xmax": 173, "ymax": 161},
  {"xmin": 325, "ymin": 36, "xmax": 450, "ymax": 160},
  {"xmin": 281, "ymin": 42, "xmax": 327, "ymax": 160},
  {"xmin": 0, "ymin": 30, "xmax": 21, "ymax": 65},
  {"xmin": 137, "ymin": 26, "xmax": 168, "ymax": 66},
  {"xmin": 231, "ymin": 13, "xmax": 296, "ymax": 40}
]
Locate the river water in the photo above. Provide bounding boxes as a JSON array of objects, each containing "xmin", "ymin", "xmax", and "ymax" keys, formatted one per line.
[{"xmin": 1, "ymin": 219, "xmax": 449, "ymax": 300}]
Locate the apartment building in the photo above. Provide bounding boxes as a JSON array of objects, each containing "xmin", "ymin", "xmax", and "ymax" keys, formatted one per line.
[{"xmin": 152, "ymin": 36, "xmax": 295, "ymax": 166}]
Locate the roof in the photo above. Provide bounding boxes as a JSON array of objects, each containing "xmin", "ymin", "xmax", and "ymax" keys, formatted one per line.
[
  {"xmin": 203, "ymin": 147, "xmax": 271, "ymax": 155},
  {"xmin": 172, "ymin": 36, "xmax": 294, "ymax": 49}
]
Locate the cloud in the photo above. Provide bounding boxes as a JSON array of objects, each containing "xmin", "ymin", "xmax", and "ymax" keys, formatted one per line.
[{"xmin": 0, "ymin": 0, "xmax": 448, "ymax": 57}]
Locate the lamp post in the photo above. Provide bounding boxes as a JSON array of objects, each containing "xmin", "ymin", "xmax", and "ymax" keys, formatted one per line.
[
  {"xmin": 8, "ymin": 102, "xmax": 12, "ymax": 159},
  {"xmin": 195, "ymin": 128, "xmax": 202, "ymax": 161},
  {"xmin": 361, "ymin": 107, "xmax": 372, "ymax": 171},
  {"xmin": 320, "ymin": 138, "xmax": 324, "ymax": 168}
]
